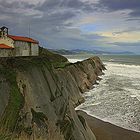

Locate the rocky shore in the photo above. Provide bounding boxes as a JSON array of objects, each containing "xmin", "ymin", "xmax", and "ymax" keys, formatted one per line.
[
  {"xmin": 0, "ymin": 52, "xmax": 105, "ymax": 140},
  {"xmin": 1, "ymin": 51, "xmax": 139, "ymax": 140}
]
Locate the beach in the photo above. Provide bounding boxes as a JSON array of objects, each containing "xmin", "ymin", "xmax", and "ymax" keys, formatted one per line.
[{"xmin": 77, "ymin": 110, "xmax": 140, "ymax": 140}]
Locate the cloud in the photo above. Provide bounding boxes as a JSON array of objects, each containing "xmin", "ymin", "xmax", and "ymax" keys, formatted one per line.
[
  {"xmin": 0, "ymin": 0, "xmax": 97, "ymax": 31},
  {"xmin": 110, "ymin": 41, "xmax": 140, "ymax": 47},
  {"xmin": 129, "ymin": 9, "xmax": 140, "ymax": 17},
  {"xmin": 98, "ymin": 0, "xmax": 140, "ymax": 10},
  {"xmin": 126, "ymin": 18, "xmax": 140, "ymax": 21},
  {"xmin": 43, "ymin": 28, "xmax": 108, "ymax": 50},
  {"xmin": 0, "ymin": 0, "xmax": 140, "ymax": 53},
  {"xmin": 113, "ymin": 27, "xmax": 140, "ymax": 35},
  {"xmin": 100, "ymin": 31, "xmax": 140, "ymax": 43},
  {"xmin": 0, "ymin": 0, "xmax": 43, "ymax": 19},
  {"xmin": 0, "ymin": 0, "xmax": 103, "ymax": 46},
  {"xmin": 97, "ymin": 0, "xmax": 140, "ymax": 17},
  {"xmin": 108, "ymin": 41, "xmax": 140, "ymax": 54},
  {"xmin": 81, "ymin": 33, "xmax": 108, "ymax": 40},
  {"xmin": 37, "ymin": 0, "xmax": 96, "ymax": 12}
]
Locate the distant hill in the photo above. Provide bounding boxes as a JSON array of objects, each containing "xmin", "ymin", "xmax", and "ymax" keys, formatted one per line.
[{"xmin": 48, "ymin": 49, "xmax": 134, "ymax": 55}]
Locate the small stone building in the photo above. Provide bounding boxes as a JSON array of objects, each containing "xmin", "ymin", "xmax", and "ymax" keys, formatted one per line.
[{"xmin": 0, "ymin": 26, "xmax": 39, "ymax": 57}]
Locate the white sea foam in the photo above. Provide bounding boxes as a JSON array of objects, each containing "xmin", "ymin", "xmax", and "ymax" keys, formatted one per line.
[
  {"xmin": 105, "ymin": 62, "xmax": 140, "ymax": 78},
  {"xmin": 76, "ymin": 62, "xmax": 140, "ymax": 132},
  {"xmin": 68, "ymin": 58, "xmax": 83, "ymax": 63}
]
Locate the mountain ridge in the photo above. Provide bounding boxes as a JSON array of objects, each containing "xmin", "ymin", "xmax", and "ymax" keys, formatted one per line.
[{"xmin": 48, "ymin": 48, "xmax": 134, "ymax": 55}]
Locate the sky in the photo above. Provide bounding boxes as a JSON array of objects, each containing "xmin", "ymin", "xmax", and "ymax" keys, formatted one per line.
[{"xmin": 0, "ymin": 0, "xmax": 140, "ymax": 54}]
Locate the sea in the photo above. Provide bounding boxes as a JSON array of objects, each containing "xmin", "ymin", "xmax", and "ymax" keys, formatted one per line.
[{"xmin": 66, "ymin": 54, "xmax": 140, "ymax": 132}]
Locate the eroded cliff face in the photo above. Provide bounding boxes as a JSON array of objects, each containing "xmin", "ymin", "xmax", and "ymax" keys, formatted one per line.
[{"xmin": 0, "ymin": 56, "xmax": 105, "ymax": 140}]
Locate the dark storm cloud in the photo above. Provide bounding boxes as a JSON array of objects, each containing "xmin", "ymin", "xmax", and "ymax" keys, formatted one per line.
[
  {"xmin": 126, "ymin": 18, "xmax": 140, "ymax": 21},
  {"xmin": 129, "ymin": 9, "xmax": 140, "ymax": 17},
  {"xmin": 0, "ymin": 0, "xmax": 96, "ymax": 34},
  {"xmin": 30, "ymin": 0, "xmax": 96, "ymax": 31},
  {"xmin": 0, "ymin": 0, "xmax": 99, "ymax": 47},
  {"xmin": 0, "ymin": 0, "xmax": 35, "ymax": 14},
  {"xmin": 98, "ymin": 0, "xmax": 140, "ymax": 17},
  {"xmin": 61, "ymin": 0, "xmax": 96, "ymax": 12},
  {"xmin": 98, "ymin": 0, "xmax": 140, "ymax": 10},
  {"xmin": 37, "ymin": 0, "xmax": 95, "ymax": 12},
  {"xmin": 0, "ymin": 0, "xmax": 43, "ymax": 22}
]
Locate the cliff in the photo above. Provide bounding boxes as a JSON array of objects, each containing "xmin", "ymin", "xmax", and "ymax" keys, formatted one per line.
[{"xmin": 0, "ymin": 52, "xmax": 105, "ymax": 140}]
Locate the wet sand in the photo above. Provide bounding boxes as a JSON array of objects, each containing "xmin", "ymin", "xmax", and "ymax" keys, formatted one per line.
[{"xmin": 77, "ymin": 110, "xmax": 140, "ymax": 140}]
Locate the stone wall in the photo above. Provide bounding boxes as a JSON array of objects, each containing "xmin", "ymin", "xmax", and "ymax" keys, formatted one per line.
[
  {"xmin": 14, "ymin": 41, "xmax": 39, "ymax": 56},
  {"xmin": 0, "ymin": 39, "xmax": 39, "ymax": 57},
  {"xmin": 0, "ymin": 48, "xmax": 13, "ymax": 57},
  {"xmin": 31, "ymin": 43, "xmax": 39, "ymax": 56}
]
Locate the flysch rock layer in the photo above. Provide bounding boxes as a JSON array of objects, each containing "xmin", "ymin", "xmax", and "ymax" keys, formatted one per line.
[{"xmin": 0, "ymin": 56, "xmax": 105, "ymax": 140}]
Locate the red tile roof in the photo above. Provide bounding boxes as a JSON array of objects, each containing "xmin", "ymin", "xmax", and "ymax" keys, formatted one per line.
[
  {"xmin": 8, "ymin": 35, "xmax": 39, "ymax": 44},
  {"xmin": 0, "ymin": 44, "xmax": 13, "ymax": 49}
]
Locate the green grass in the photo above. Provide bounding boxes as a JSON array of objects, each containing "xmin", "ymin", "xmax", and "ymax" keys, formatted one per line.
[
  {"xmin": 0, "ymin": 56, "xmax": 64, "ymax": 139},
  {"xmin": 0, "ymin": 66, "xmax": 24, "ymax": 134},
  {"xmin": 39, "ymin": 47, "xmax": 71, "ymax": 69},
  {"xmin": 0, "ymin": 133, "xmax": 11, "ymax": 140},
  {"xmin": 39, "ymin": 47, "xmax": 68, "ymax": 63}
]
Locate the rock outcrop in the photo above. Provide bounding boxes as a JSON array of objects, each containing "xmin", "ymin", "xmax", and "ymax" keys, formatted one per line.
[{"xmin": 0, "ymin": 54, "xmax": 105, "ymax": 140}]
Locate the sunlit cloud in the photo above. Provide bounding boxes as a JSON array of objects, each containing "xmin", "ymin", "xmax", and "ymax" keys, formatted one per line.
[{"xmin": 101, "ymin": 31, "xmax": 140, "ymax": 42}]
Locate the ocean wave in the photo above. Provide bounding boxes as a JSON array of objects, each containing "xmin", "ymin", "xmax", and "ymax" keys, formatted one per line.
[
  {"xmin": 76, "ymin": 61, "xmax": 140, "ymax": 132},
  {"xmin": 105, "ymin": 61, "xmax": 140, "ymax": 67},
  {"xmin": 68, "ymin": 58, "xmax": 83, "ymax": 63},
  {"xmin": 105, "ymin": 62, "xmax": 140, "ymax": 78}
]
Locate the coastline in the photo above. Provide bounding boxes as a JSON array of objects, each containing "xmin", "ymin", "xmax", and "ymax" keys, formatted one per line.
[
  {"xmin": 68, "ymin": 56, "xmax": 140, "ymax": 139},
  {"xmin": 74, "ymin": 59, "xmax": 140, "ymax": 133},
  {"xmin": 77, "ymin": 110, "xmax": 140, "ymax": 140}
]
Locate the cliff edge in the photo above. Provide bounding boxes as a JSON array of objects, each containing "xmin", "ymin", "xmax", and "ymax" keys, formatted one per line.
[{"xmin": 0, "ymin": 51, "xmax": 105, "ymax": 140}]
